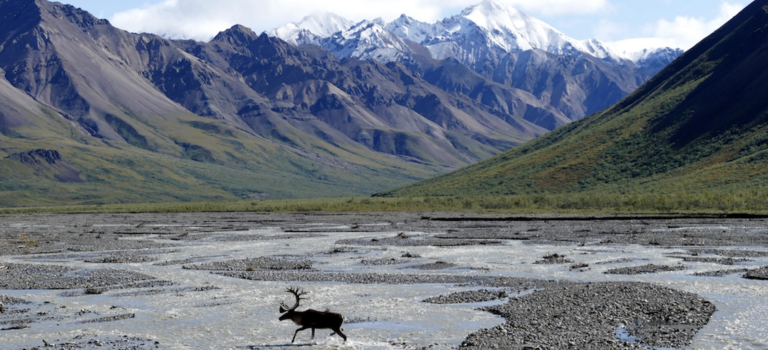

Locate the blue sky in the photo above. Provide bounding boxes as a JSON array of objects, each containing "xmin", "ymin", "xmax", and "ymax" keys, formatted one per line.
[{"xmin": 60, "ymin": 0, "xmax": 751, "ymax": 52}]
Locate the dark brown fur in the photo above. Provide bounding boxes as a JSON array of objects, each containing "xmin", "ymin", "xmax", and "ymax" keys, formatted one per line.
[{"xmin": 278, "ymin": 287, "xmax": 347, "ymax": 343}]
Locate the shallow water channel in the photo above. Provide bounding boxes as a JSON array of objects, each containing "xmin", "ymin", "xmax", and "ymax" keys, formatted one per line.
[{"xmin": 2, "ymin": 220, "xmax": 768, "ymax": 349}]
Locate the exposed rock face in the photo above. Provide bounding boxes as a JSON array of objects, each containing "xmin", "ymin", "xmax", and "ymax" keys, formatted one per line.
[
  {"xmin": 8, "ymin": 149, "xmax": 62, "ymax": 165},
  {"xmin": 7, "ymin": 149, "xmax": 83, "ymax": 182}
]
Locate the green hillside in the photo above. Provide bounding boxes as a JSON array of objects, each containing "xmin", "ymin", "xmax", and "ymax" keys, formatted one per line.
[
  {"xmin": 379, "ymin": 0, "xmax": 768, "ymax": 198},
  {"xmin": 0, "ymin": 103, "xmax": 436, "ymax": 207},
  {"xmin": 0, "ymin": 73, "xmax": 435, "ymax": 207}
]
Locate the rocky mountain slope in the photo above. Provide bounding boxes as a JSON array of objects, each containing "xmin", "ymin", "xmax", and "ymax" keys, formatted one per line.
[
  {"xmin": 271, "ymin": 0, "xmax": 684, "ymax": 126},
  {"xmin": 378, "ymin": 0, "xmax": 768, "ymax": 197},
  {"xmin": 0, "ymin": 0, "xmax": 566, "ymax": 206}
]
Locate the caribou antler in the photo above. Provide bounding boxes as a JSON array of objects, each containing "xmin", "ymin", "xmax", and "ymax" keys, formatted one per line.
[
  {"xmin": 279, "ymin": 286, "xmax": 308, "ymax": 313},
  {"xmin": 277, "ymin": 286, "xmax": 348, "ymax": 343}
]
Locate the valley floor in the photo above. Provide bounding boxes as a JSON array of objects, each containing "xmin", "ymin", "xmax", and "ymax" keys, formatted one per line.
[{"xmin": 1, "ymin": 213, "xmax": 767, "ymax": 349}]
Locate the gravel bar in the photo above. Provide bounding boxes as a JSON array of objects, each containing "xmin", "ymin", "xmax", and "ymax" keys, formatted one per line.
[
  {"xmin": 217, "ymin": 270, "xmax": 561, "ymax": 289},
  {"xmin": 534, "ymin": 253, "xmax": 573, "ymax": 265},
  {"xmin": 182, "ymin": 257, "xmax": 313, "ymax": 271},
  {"xmin": 460, "ymin": 282, "xmax": 716, "ymax": 349},
  {"xmin": 0, "ymin": 264, "xmax": 166, "ymax": 290},
  {"xmin": 337, "ymin": 232, "xmax": 502, "ymax": 247},
  {"xmin": 693, "ymin": 268, "xmax": 755, "ymax": 277},
  {"xmin": 424, "ymin": 289, "xmax": 508, "ymax": 304},
  {"xmin": 604, "ymin": 264, "xmax": 687, "ymax": 275},
  {"xmin": 744, "ymin": 266, "xmax": 768, "ymax": 280},
  {"xmin": 679, "ymin": 256, "xmax": 751, "ymax": 265}
]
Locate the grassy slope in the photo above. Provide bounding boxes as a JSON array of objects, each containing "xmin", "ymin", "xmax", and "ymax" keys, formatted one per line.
[
  {"xmin": 0, "ymin": 97, "xmax": 437, "ymax": 206},
  {"xmin": 378, "ymin": 0, "xmax": 768, "ymax": 199}
]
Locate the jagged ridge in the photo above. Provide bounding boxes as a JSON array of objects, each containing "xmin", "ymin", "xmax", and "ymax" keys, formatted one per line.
[{"xmin": 269, "ymin": 0, "xmax": 684, "ymax": 124}]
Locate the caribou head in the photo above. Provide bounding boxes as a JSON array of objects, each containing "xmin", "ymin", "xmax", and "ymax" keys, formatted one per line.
[{"xmin": 278, "ymin": 286, "xmax": 347, "ymax": 343}]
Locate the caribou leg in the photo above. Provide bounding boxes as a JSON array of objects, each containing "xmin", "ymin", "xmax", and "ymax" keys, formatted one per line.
[
  {"xmin": 292, "ymin": 326, "xmax": 309, "ymax": 343},
  {"xmin": 311, "ymin": 328, "xmax": 315, "ymax": 339},
  {"xmin": 331, "ymin": 327, "xmax": 347, "ymax": 342}
]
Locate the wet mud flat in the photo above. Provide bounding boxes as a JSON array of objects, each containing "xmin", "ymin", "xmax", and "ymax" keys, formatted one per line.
[{"xmin": 1, "ymin": 212, "xmax": 768, "ymax": 349}]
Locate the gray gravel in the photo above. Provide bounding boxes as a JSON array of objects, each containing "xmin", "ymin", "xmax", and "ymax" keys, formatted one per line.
[
  {"xmin": 218, "ymin": 270, "xmax": 560, "ymax": 290},
  {"xmin": 0, "ymin": 295, "xmax": 29, "ymax": 306},
  {"xmin": 0, "ymin": 264, "xmax": 168, "ymax": 290},
  {"xmin": 361, "ymin": 258, "xmax": 408, "ymax": 266},
  {"xmin": 604, "ymin": 264, "xmax": 687, "ymax": 275},
  {"xmin": 20, "ymin": 336, "xmax": 163, "ymax": 349},
  {"xmin": 183, "ymin": 257, "xmax": 313, "ymax": 271},
  {"xmin": 594, "ymin": 258, "xmax": 650, "ymax": 265},
  {"xmin": 81, "ymin": 313, "xmax": 136, "ymax": 323},
  {"xmin": 84, "ymin": 255, "xmax": 159, "ymax": 264},
  {"xmin": 337, "ymin": 232, "xmax": 502, "ymax": 247},
  {"xmin": 3, "ymin": 212, "xmax": 767, "ymax": 349},
  {"xmin": 422, "ymin": 215, "xmax": 768, "ymax": 247},
  {"xmin": 409, "ymin": 261, "xmax": 458, "ymax": 270},
  {"xmin": 153, "ymin": 256, "xmax": 223, "ymax": 266},
  {"xmin": 678, "ymin": 256, "xmax": 752, "ymax": 265},
  {"xmin": 210, "ymin": 232, "xmax": 326, "ymax": 242},
  {"xmin": 534, "ymin": 253, "xmax": 573, "ymax": 265},
  {"xmin": 460, "ymin": 282, "xmax": 716, "ymax": 350},
  {"xmin": 687, "ymin": 249, "xmax": 768, "ymax": 257},
  {"xmin": 6, "ymin": 213, "xmax": 768, "ymax": 256},
  {"xmin": 744, "ymin": 266, "xmax": 768, "ymax": 280},
  {"xmin": 693, "ymin": 268, "xmax": 755, "ymax": 277},
  {"xmin": 424, "ymin": 289, "xmax": 508, "ymax": 304}
]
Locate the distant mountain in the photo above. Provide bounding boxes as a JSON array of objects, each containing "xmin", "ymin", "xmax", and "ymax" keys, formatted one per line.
[
  {"xmin": 411, "ymin": 0, "xmax": 619, "ymax": 62},
  {"xmin": 632, "ymin": 47, "xmax": 687, "ymax": 69},
  {"xmin": 193, "ymin": 26, "xmax": 553, "ymax": 164},
  {"xmin": 377, "ymin": 0, "xmax": 768, "ymax": 197},
  {"xmin": 319, "ymin": 20, "xmax": 429, "ymax": 62},
  {"xmin": 0, "ymin": 0, "xmax": 562, "ymax": 206},
  {"xmin": 268, "ymin": 11, "xmax": 354, "ymax": 46},
  {"xmin": 270, "ymin": 0, "xmax": 684, "ymax": 125}
]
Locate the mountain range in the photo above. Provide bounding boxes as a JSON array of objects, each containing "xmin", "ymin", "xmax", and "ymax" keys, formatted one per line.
[
  {"xmin": 0, "ymin": 0, "xmax": 682, "ymax": 206},
  {"xmin": 271, "ymin": 0, "xmax": 684, "ymax": 126},
  {"xmin": 379, "ymin": 0, "xmax": 768, "ymax": 198}
]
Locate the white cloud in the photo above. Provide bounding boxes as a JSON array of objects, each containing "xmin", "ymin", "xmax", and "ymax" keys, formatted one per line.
[
  {"xmin": 592, "ymin": 19, "xmax": 626, "ymax": 42},
  {"xmin": 495, "ymin": 0, "xmax": 610, "ymax": 16},
  {"xmin": 110, "ymin": 0, "xmax": 610, "ymax": 41},
  {"xmin": 607, "ymin": 1, "xmax": 746, "ymax": 54}
]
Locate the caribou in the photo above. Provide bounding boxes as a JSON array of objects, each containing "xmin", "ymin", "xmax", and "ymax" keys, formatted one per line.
[{"xmin": 278, "ymin": 287, "xmax": 347, "ymax": 343}]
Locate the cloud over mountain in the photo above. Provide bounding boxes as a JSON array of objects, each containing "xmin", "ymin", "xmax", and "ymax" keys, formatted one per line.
[
  {"xmin": 606, "ymin": 1, "xmax": 746, "ymax": 52},
  {"xmin": 110, "ymin": 0, "xmax": 611, "ymax": 41}
]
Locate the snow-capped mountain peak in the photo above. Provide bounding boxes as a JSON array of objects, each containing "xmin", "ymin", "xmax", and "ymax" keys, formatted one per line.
[
  {"xmin": 266, "ymin": 0, "xmax": 680, "ymax": 68},
  {"xmin": 320, "ymin": 19, "xmax": 422, "ymax": 62},
  {"xmin": 269, "ymin": 11, "xmax": 355, "ymax": 45},
  {"xmin": 449, "ymin": 0, "xmax": 618, "ymax": 59},
  {"xmin": 384, "ymin": 14, "xmax": 437, "ymax": 44},
  {"xmin": 627, "ymin": 47, "xmax": 685, "ymax": 68}
]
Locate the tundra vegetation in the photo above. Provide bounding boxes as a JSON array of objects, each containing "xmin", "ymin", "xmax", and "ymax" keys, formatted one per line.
[{"xmin": 4, "ymin": 190, "xmax": 768, "ymax": 215}]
